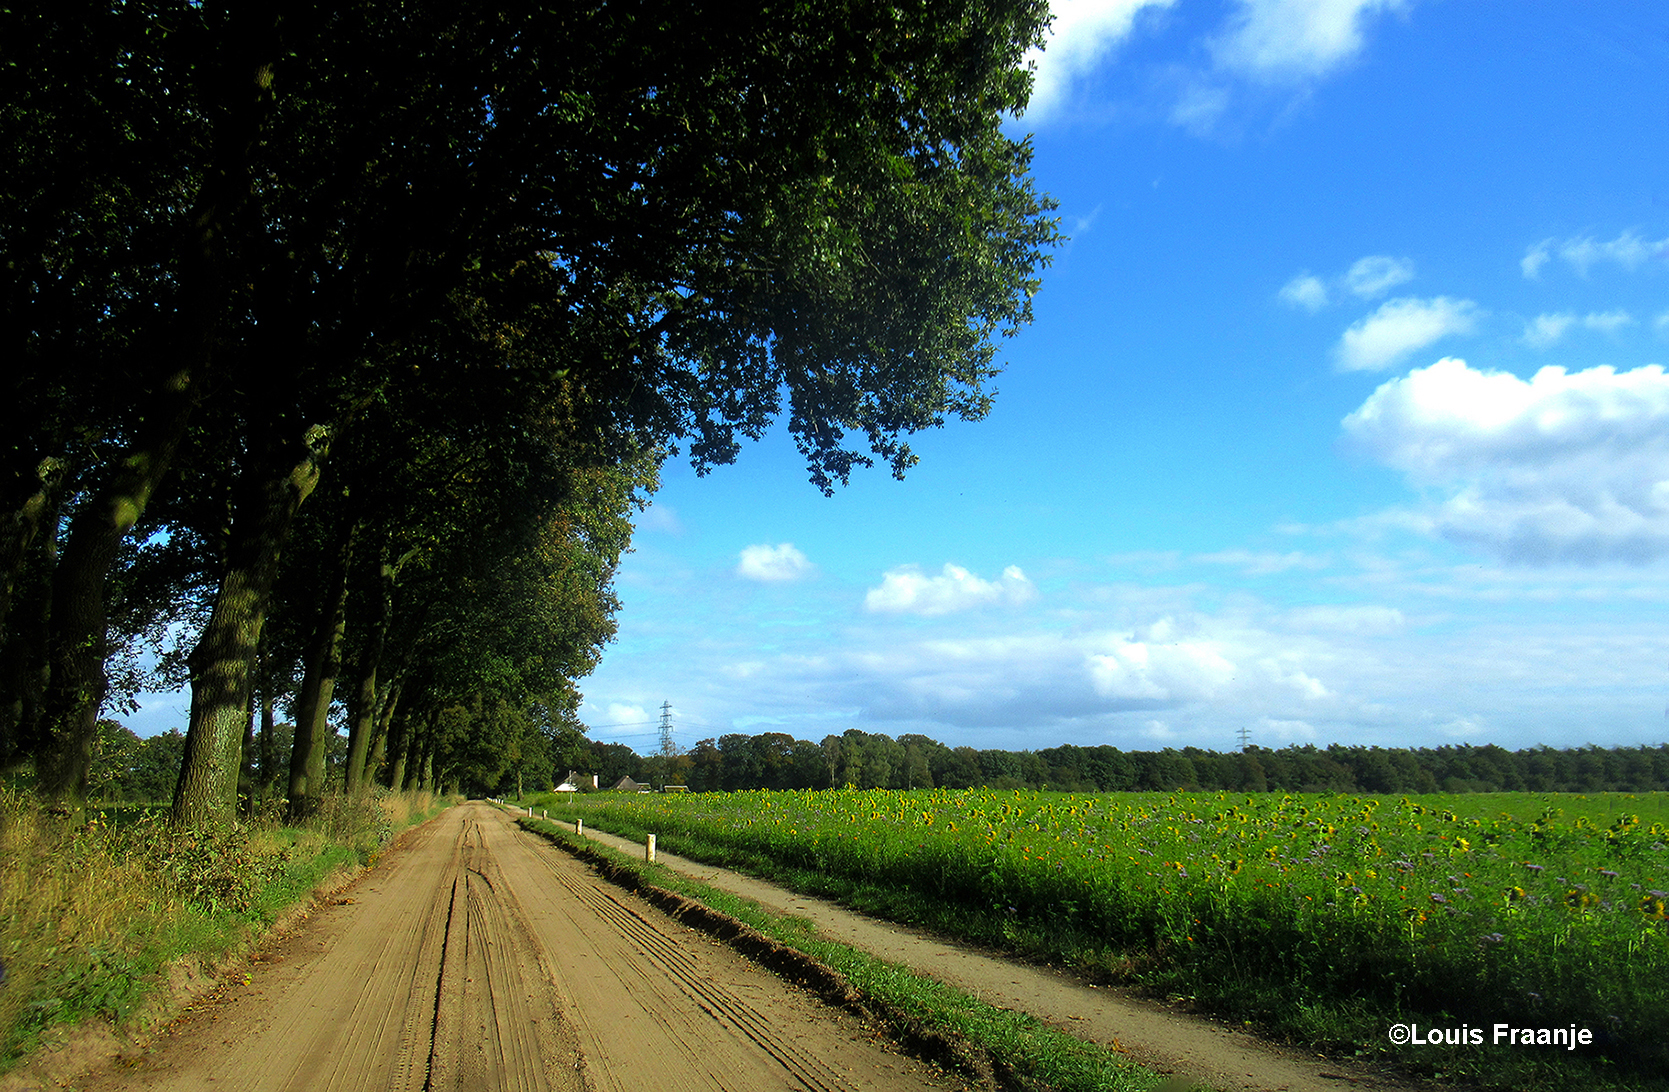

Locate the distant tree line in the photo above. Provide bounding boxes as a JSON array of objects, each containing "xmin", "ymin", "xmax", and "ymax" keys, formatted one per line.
[
  {"xmin": 563, "ymin": 728, "xmax": 1669, "ymax": 796},
  {"xmin": 90, "ymin": 718, "xmax": 1669, "ymax": 800}
]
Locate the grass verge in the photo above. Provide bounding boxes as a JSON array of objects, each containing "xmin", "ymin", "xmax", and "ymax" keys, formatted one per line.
[
  {"xmin": 515, "ymin": 814, "xmax": 1199, "ymax": 1092},
  {"xmin": 0, "ymin": 788, "xmax": 453, "ymax": 1074}
]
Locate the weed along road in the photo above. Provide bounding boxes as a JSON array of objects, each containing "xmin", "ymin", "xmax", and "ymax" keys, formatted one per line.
[{"xmin": 76, "ymin": 802, "xmax": 957, "ymax": 1092}]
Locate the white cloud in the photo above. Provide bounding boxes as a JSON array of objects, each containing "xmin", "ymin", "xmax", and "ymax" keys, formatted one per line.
[
  {"xmin": 1212, "ymin": 0, "xmax": 1409, "ymax": 82},
  {"xmin": 1345, "ymin": 255, "xmax": 1415, "ymax": 298},
  {"xmin": 1169, "ymin": 79, "xmax": 1233, "ymax": 134},
  {"xmin": 1521, "ymin": 312, "xmax": 1576, "ymax": 349},
  {"xmin": 1521, "ymin": 240, "xmax": 1552, "ymax": 280},
  {"xmin": 737, "ymin": 543, "xmax": 814, "ymax": 582},
  {"xmin": 1583, "ymin": 309, "xmax": 1634, "ymax": 335},
  {"xmin": 1557, "ymin": 231, "xmax": 1668, "ymax": 276},
  {"xmin": 1194, "ymin": 548, "xmax": 1329, "ymax": 574},
  {"xmin": 1335, "ymin": 296, "xmax": 1480, "ymax": 371},
  {"xmin": 1342, "ymin": 357, "xmax": 1669, "ymax": 562},
  {"xmin": 1285, "ymin": 604, "xmax": 1406, "ymax": 635},
  {"xmin": 1087, "ymin": 631, "xmax": 1238, "ymax": 701},
  {"xmin": 1022, "ymin": 0, "xmax": 1176, "ymax": 122},
  {"xmin": 1522, "ymin": 310, "xmax": 1636, "ymax": 348},
  {"xmin": 638, "ymin": 502, "xmax": 684, "ymax": 535},
  {"xmin": 1279, "ymin": 272, "xmax": 1329, "ymax": 311},
  {"xmin": 1525, "ymin": 231, "xmax": 1669, "ymax": 278},
  {"xmin": 865, "ymin": 563, "xmax": 1036, "ymax": 616}
]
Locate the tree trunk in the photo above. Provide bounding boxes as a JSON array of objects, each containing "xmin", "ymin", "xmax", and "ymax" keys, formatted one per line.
[
  {"xmin": 0, "ymin": 460, "xmax": 63, "ymax": 768},
  {"xmin": 39, "ymin": 384, "xmax": 197, "ymax": 802},
  {"xmin": 343, "ymin": 538, "xmax": 393, "ymax": 794},
  {"xmin": 287, "ymin": 518, "xmax": 354, "ymax": 820},
  {"xmin": 364, "ymin": 678, "xmax": 401, "ymax": 789},
  {"xmin": 388, "ymin": 716, "xmax": 410, "ymax": 792},
  {"xmin": 173, "ymin": 425, "xmax": 329, "ymax": 827},
  {"xmin": 0, "ymin": 456, "xmax": 64, "ymax": 644}
]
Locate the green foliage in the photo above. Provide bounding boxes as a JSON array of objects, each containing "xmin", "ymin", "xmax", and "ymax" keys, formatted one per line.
[{"xmin": 86, "ymin": 723, "xmax": 185, "ymax": 803}]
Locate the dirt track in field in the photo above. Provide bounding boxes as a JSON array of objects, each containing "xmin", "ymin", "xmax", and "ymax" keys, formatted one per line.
[
  {"xmin": 66, "ymin": 802, "xmax": 959, "ymax": 1092},
  {"xmin": 554, "ymin": 817, "xmax": 1424, "ymax": 1092}
]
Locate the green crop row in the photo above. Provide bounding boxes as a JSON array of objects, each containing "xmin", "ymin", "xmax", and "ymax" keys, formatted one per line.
[{"xmin": 537, "ymin": 787, "xmax": 1669, "ymax": 1087}]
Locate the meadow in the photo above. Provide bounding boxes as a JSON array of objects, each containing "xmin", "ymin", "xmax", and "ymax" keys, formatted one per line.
[{"xmin": 536, "ymin": 787, "xmax": 1669, "ymax": 1087}]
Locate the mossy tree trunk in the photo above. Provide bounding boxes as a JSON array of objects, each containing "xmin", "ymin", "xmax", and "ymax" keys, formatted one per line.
[
  {"xmin": 0, "ymin": 458, "xmax": 63, "ymax": 768},
  {"xmin": 40, "ymin": 384, "xmax": 197, "ymax": 802},
  {"xmin": 287, "ymin": 518, "xmax": 354, "ymax": 820},
  {"xmin": 173, "ymin": 425, "xmax": 329, "ymax": 827},
  {"xmin": 343, "ymin": 537, "xmax": 394, "ymax": 794}
]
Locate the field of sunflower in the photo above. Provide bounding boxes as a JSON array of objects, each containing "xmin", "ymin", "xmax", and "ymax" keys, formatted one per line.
[{"xmin": 539, "ymin": 787, "xmax": 1669, "ymax": 1077}]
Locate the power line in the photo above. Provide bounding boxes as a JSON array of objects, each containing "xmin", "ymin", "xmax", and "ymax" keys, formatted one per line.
[{"xmin": 658, "ymin": 700, "xmax": 676, "ymax": 757}]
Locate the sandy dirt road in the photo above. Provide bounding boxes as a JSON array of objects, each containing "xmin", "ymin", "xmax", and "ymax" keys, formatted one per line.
[
  {"xmin": 554, "ymin": 818, "xmax": 1422, "ymax": 1092},
  {"xmin": 71, "ymin": 803, "xmax": 959, "ymax": 1092}
]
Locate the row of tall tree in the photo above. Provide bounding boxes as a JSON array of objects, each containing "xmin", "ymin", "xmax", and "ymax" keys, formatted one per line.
[
  {"xmin": 2, "ymin": 0, "xmax": 1058, "ymax": 822},
  {"xmin": 82, "ymin": 717, "xmax": 1669, "ymax": 802},
  {"xmin": 577, "ymin": 729, "xmax": 1669, "ymax": 796}
]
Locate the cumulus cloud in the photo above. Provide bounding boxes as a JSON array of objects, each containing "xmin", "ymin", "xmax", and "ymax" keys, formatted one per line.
[
  {"xmin": 1022, "ymin": 0, "xmax": 1176, "ymax": 122},
  {"xmin": 1212, "ymin": 0, "xmax": 1408, "ymax": 82},
  {"xmin": 1279, "ymin": 272, "xmax": 1329, "ymax": 311},
  {"xmin": 737, "ymin": 543, "xmax": 814, "ymax": 582},
  {"xmin": 865, "ymin": 563, "xmax": 1036, "ymax": 616},
  {"xmin": 1345, "ymin": 255, "xmax": 1415, "ymax": 298},
  {"xmin": 1335, "ymin": 296, "xmax": 1480, "ymax": 371},
  {"xmin": 1342, "ymin": 357, "xmax": 1669, "ymax": 562},
  {"xmin": 1523, "ymin": 231, "xmax": 1669, "ymax": 278},
  {"xmin": 1086, "ymin": 615, "xmax": 1333, "ymax": 706}
]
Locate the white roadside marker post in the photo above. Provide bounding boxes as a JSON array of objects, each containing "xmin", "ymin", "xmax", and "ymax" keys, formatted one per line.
[
  {"xmin": 576, "ymin": 819, "xmax": 584, "ymax": 837},
  {"xmin": 646, "ymin": 833, "xmax": 656, "ymax": 863}
]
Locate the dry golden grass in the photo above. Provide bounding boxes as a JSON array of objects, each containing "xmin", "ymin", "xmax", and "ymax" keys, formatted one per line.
[
  {"xmin": 0, "ymin": 792, "xmax": 178, "ymax": 1060},
  {"xmin": 0, "ymin": 787, "xmax": 451, "ymax": 1068}
]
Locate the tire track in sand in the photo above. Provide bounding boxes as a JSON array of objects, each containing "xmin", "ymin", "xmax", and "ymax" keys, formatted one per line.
[
  {"xmin": 70, "ymin": 804, "xmax": 954, "ymax": 1092},
  {"xmin": 516, "ymin": 834, "xmax": 850, "ymax": 1092}
]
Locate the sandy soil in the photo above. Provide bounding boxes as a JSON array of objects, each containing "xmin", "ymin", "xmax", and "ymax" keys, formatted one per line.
[
  {"xmin": 62, "ymin": 803, "xmax": 961, "ymax": 1092},
  {"xmin": 552, "ymin": 817, "xmax": 1425, "ymax": 1092}
]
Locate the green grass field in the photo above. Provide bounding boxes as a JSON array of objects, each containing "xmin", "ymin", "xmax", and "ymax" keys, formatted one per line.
[{"xmin": 531, "ymin": 787, "xmax": 1669, "ymax": 1089}]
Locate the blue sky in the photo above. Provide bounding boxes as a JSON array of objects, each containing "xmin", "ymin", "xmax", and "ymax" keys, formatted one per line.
[
  {"xmin": 124, "ymin": 1, "xmax": 1669, "ymax": 758},
  {"xmin": 576, "ymin": 0, "xmax": 1669, "ymax": 757}
]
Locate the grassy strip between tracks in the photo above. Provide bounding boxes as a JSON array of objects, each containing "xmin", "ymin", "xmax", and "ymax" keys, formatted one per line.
[
  {"xmin": 0, "ymin": 788, "xmax": 455, "ymax": 1074},
  {"xmin": 515, "ymin": 814, "xmax": 1201, "ymax": 1092}
]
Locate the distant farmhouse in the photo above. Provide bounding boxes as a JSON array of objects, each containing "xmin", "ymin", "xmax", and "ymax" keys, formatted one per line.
[
  {"xmin": 554, "ymin": 771, "xmax": 599, "ymax": 792},
  {"xmin": 611, "ymin": 776, "xmax": 651, "ymax": 793}
]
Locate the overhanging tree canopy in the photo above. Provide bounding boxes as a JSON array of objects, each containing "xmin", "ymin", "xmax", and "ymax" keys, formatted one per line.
[{"xmin": 3, "ymin": 0, "xmax": 1060, "ymax": 820}]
